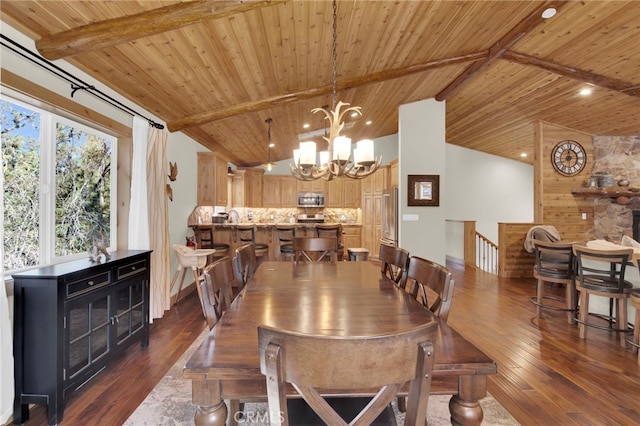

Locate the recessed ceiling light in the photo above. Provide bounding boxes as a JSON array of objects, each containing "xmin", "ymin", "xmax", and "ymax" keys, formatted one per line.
[
  {"xmin": 520, "ymin": 153, "xmax": 528, "ymax": 158},
  {"xmin": 350, "ymin": 112, "xmax": 359, "ymax": 118},
  {"xmin": 541, "ymin": 8, "xmax": 556, "ymax": 19},
  {"xmin": 365, "ymin": 120, "xmax": 372, "ymax": 125},
  {"xmin": 580, "ymin": 87, "xmax": 593, "ymax": 96},
  {"xmin": 269, "ymin": 143, "xmax": 275, "ymax": 148},
  {"xmin": 303, "ymin": 123, "xmax": 310, "ymax": 129}
]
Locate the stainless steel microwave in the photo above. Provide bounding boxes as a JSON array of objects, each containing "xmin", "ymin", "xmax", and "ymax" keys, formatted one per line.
[{"xmin": 297, "ymin": 192, "xmax": 325, "ymax": 207}]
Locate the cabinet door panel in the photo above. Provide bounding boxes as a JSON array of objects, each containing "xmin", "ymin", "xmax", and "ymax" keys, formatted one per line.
[
  {"xmin": 115, "ymin": 280, "xmax": 145, "ymax": 346},
  {"xmin": 66, "ymin": 292, "xmax": 111, "ymax": 380}
]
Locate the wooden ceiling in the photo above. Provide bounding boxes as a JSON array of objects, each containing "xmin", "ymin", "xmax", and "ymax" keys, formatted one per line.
[{"xmin": 2, "ymin": 1, "xmax": 639, "ymax": 167}]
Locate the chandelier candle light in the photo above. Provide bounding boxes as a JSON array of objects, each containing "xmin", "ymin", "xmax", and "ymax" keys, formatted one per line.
[{"xmin": 290, "ymin": 0, "xmax": 381, "ymax": 181}]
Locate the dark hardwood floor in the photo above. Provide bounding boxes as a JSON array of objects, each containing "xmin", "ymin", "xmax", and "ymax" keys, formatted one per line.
[{"xmin": 8, "ymin": 261, "xmax": 640, "ymax": 425}]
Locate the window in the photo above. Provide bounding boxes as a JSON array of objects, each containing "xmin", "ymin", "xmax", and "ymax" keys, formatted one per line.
[{"xmin": 2, "ymin": 94, "xmax": 117, "ymax": 273}]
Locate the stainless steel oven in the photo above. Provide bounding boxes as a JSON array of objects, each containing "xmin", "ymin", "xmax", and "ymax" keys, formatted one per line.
[{"xmin": 297, "ymin": 192, "xmax": 325, "ymax": 208}]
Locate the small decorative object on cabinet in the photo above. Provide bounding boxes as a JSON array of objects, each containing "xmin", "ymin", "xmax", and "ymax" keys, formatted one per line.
[{"xmin": 12, "ymin": 250, "xmax": 152, "ymax": 425}]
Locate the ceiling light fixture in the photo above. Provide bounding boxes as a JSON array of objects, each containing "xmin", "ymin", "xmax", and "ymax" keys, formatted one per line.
[
  {"xmin": 290, "ymin": 0, "xmax": 381, "ymax": 181},
  {"xmin": 541, "ymin": 8, "xmax": 556, "ymax": 19},
  {"xmin": 579, "ymin": 86, "xmax": 593, "ymax": 96},
  {"xmin": 262, "ymin": 118, "xmax": 277, "ymax": 172}
]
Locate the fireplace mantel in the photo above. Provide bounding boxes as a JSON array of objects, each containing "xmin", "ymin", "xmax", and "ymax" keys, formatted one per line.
[{"xmin": 572, "ymin": 187, "xmax": 640, "ymax": 204}]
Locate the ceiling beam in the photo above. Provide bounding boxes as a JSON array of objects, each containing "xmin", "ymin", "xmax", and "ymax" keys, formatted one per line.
[
  {"xmin": 167, "ymin": 52, "xmax": 487, "ymax": 132},
  {"xmin": 503, "ymin": 51, "xmax": 639, "ymax": 97},
  {"xmin": 435, "ymin": 0, "xmax": 569, "ymax": 101},
  {"xmin": 36, "ymin": 0, "xmax": 285, "ymax": 60}
]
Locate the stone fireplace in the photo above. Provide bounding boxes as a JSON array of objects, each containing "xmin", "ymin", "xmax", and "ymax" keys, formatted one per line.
[{"xmin": 585, "ymin": 135, "xmax": 640, "ymax": 243}]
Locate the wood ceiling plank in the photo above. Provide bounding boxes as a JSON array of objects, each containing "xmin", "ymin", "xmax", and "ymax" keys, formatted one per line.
[
  {"xmin": 35, "ymin": 1, "xmax": 284, "ymax": 60},
  {"xmin": 435, "ymin": 0, "xmax": 570, "ymax": 101}
]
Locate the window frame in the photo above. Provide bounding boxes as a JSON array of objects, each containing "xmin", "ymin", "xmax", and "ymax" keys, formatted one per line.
[{"xmin": 2, "ymin": 90, "xmax": 118, "ymax": 274}]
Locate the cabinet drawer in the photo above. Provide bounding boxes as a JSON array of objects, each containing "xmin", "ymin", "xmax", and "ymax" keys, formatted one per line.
[
  {"xmin": 67, "ymin": 271, "xmax": 111, "ymax": 298},
  {"xmin": 342, "ymin": 226, "xmax": 361, "ymax": 236},
  {"xmin": 117, "ymin": 259, "xmax": 147, "ymax": 280}
]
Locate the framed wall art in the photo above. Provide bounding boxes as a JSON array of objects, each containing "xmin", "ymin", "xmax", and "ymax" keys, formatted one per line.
[{"xmin": 408, "ymin": 174, "xmax": 439, "ymax": 206}]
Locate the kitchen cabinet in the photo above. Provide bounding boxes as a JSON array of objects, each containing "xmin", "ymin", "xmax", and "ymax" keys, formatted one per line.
[
  {"xmin": 232, "ymin": 168, "xmax": 264, "ymax": 207},
  {"xmin": 197, "ymin": 152, "xmax": 229, "ymax": 206},
  {"xmin": 327, "ymin": 178, "xmax": 361, "ymax": 208},
  {"xmin": 389, "ymin": 159, "xmax": 398, "ymax": 188},
  {"xmin": 263, "ymin": 176, "xmax": 298, "ymax": 208},
  {"xmin": 297, "ymin": 179, "xmax": 326, "ymax": 194},
  {"xmin": 360, "ymin": 166, "xmax": 387, "ymax": 256},
  {"xmin": 342, "ymin": 226, "xmax": 362, "ymax": 257},
  {"xmin": 12, "ymin": 250, "xmax": 151, "ymax": 425}
]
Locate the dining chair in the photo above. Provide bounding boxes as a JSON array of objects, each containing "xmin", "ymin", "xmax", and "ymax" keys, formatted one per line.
[
  {"xmin": 315, "ymin": 223, "xmax": 344, "ymax": 260},
  {"xmin": 530, "ymin": 239, "xmax": 577, "ymax": 324},
  {"xmin": 293, "ymin": 237, "xmax": 339, "ymax": 263},
  {"xmin": 378, "ymin": 243, "xmax": 410, "ymax": 288},
  {"xmin": 258, "ymin": 322, "xmax": 437, "ymax": 426},
  {"xmin": 237, "ymin": 225, "xmax": 269, "ymax": 263},
  {"xmin": 573, "ymin": 244, "xmax": 634, "ymax": 347},
  {"xmin": 201, "ymin": 257, "xmax": 235, "ymax": 330},
  {"xmin": 275, "ymin": 225, "xmax": 296, "ymax": 261},
  {"xmin": 233, "ymin": 243, "xmax": 257, "ymax": 291},
  {"xmin": 405, "ymin": 256, "xmax": 455, "ymax": 322}
]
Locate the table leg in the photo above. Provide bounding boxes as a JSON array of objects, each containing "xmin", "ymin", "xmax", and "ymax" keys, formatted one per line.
[
  {"xmin": 448, "ymin": 375, "xmax": 486, "ymax": 426},
  {"xmin": 192, "ymin": 380, "xmax": 227, "ymax": 426}
]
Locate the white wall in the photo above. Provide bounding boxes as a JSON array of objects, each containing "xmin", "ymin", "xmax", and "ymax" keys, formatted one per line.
[
  {"xmin": 446, "ymin": 144, "xmax": 534, "ymax": 243},
  {"xmin": 398, "ymin": 99, "xmax": 447, "ymax": 264}
]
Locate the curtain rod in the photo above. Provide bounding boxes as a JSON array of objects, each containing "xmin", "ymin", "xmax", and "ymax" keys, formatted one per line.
[{"xmin": 0, "ymin": 34, "xmax": 164, "ymax": 130}]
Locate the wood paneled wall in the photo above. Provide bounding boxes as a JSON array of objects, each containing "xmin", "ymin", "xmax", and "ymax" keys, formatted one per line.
[
  {"xmin": 535, "ymin": 121, "xmax": 594, "ymax": 243},
  {"xmin": 499, "ymin": 121, "xmax": 595, "ymax": 278},
  {"xmin": 498, "ymin": 222, "xmax": 539, "ymax": 278}
]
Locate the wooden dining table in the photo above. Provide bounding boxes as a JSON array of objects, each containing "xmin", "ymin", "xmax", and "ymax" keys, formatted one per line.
[{"xmin": 183, "ymin": 261, "xmax": 497, "ymax": 426}]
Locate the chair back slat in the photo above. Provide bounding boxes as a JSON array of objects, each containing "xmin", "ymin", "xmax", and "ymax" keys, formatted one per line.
[
  {"xmin": 406, "ymin": 256, "xmax": 454, "ymax": 322},
  {"xmin": 293, "ymin": 237, "xmax": 338, "ymax": 263},
  {"xmin": 379, "ymin": 243, "xmax": 410, "ymax": 287},
  {"xmin": 233, "ymin": 243, "xmax": 257, "ymax": 291},
  {"xmin": 201, "ymin": 257, "xmax": 236, "ymax": 330},
  {"xmin": 258, "ymin": 322, "xmax": 437, "ymax": 426}
]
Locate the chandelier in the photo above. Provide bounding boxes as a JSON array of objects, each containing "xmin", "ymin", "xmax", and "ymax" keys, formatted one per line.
[
  {"xmin": 261, "ymin": 118, "xmax": 277, "ymax": 171},
  {"xmin": 290, "ymin": 0, "xmax": 381, "ymax": 181}
]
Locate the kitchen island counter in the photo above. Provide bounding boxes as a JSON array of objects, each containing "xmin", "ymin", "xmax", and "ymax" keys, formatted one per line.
[{"xmin": 188, "ymin": 223, "xmax": 362, "ymax": 261}]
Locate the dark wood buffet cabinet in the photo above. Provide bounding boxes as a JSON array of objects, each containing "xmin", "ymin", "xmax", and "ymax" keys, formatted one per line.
[{"xmin": 11, "ymin": 250, "xmax": 152, "ymax": 425}]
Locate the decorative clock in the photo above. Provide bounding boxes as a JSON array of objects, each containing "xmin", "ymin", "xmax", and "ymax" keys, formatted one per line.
[{"xmin": 551, "ymin": 140, "xmax": 586, "ymax": 177}]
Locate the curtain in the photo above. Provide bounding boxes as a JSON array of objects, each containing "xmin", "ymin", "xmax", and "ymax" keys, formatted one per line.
[
  {"xmin": 146, "ymin": 127, "xmax": 171, "ymax": 321},
  {"xmin": 128, "ymin": 117, "xmax": 150, "ymax": 250},
  {"xmin": 1, "ymin": 148, "xmax": 14, "ymax": 423},
  {"xmin": 128, "ymin": 117, "xmax": 170, "ymax": 321}
]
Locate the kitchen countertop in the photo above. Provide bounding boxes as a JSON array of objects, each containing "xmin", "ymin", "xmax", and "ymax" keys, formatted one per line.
[{"xmin": 189, "ymin": 222, "xmax": 361, "ymax": 228}]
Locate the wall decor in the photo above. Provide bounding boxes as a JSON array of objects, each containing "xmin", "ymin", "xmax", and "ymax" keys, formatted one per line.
[{"xmin": 408, "ymin": 174, "xmax": 439, "ymax": 206}]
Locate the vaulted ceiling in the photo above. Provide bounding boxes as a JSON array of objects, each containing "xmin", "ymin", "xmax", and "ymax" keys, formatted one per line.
[{"xmin": 2, "ymin": 1, "xmax": 639, "ymax": 167}]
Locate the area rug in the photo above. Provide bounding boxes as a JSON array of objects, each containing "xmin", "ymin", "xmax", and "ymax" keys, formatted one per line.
[{"xmin": 124, "ymin": 328, "xmax": 519, "ymax": 425}]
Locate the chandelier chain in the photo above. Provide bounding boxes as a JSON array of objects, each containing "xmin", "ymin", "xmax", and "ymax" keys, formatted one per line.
[{"xmin": 332, "ymin": 0, "xmax": 338, "ymax": 109}]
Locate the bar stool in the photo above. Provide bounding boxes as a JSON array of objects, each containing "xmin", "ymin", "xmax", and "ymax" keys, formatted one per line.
[
  {"xmin": 530, "ymin": 239, "xmax": 577, "ymax": 324},
  {"xmin": 348, "ymin": 248, "xmax": 369, "ymax": 262},
  {"xmin": 275, "ymin": 225, "xmax": 296, "ymax": 261},
  {"xmin": 192, "ymin": 225, "xmax": 230, "ymax": 262},
  {"xmin": 237, "ymin": 225, "xmax": 269, "ymax": 263},
  {"xmin": 573, "ymin": 244, "xmax": 634, "ymax": 347},
  {"xmin": 316, "ymin": 223, "xmax": 344, "ymax": 261}
]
